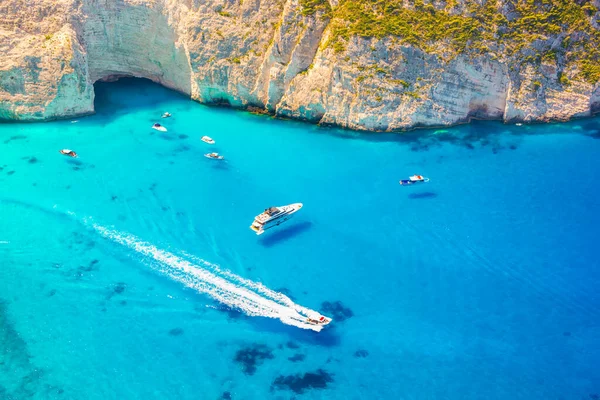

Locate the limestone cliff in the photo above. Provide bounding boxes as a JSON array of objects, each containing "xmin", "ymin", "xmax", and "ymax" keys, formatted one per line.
[{"xmin": 0, "ymin": 0, "xmax": 599, "ymax": 131}]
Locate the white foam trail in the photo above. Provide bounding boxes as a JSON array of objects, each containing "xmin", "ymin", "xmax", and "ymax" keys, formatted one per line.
[
  {"xmin": 91, "ymin": 223, "xmax": 330, "ymax": 331},
  {"xmin": 182, "ymin": 251, "xmax": 325, "ymax": 320},
  {"xmin": 0, "ymin": 241, "xmax": 9, "ymax": 244}
]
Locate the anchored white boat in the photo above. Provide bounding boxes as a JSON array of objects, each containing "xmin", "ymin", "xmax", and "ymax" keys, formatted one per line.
[
  {"xmin": 152, "ymin": 123, "xmax": 167, "ymax": 132},
  {"xmin": 399, "ymin": 174, "xmax": 429, "ymax": 186},
  {"xmin": 59, "ymin": 149, "xmax": 77, "ymax": 158},
  {"xmin": 250, "ymin": 203, "xmax": 303, "ymax": 235},
  {"xmin": 201, "ymin": 136, "xmax": 215, "ymax": 144},
  {"xmin": 162, "ymin": 112, "xmax": 172, "ymax": 118},
  {"xmin": 204, "ymin": 152, "xmax": 224, "ymax": 160}
]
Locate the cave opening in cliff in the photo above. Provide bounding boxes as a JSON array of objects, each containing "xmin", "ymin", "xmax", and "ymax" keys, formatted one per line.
[{"xmin": 93, "ymin": 77, "xmax": 188, "ymax": 117}]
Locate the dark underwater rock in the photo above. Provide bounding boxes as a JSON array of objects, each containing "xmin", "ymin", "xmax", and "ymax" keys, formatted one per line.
[
  {"xmin": 271, "ymin": 369, "xmax": 333, "ymax": 394},
  {"xmin": 288, "ymin": 354, "xmax": 305, "ymax": 363},
  {"xmin": 286, "ymin": 341, "xmax": 299, "ymax": 349},
  {"xmin": 4, "ymin": 135, "xmax": 27, "ymax": 144},
  {"xmin": 353, "ymin": 349, "xmax": 369, "ymax": 358},
  {"xmin": 113, "ymin": 282, "xmax": 126, "ymax": 294},
  {"xmin": 169, "ymin": 328, "xmax": 184, "ymax": 336},
  {"xmin": 234, "ymin": 344, "xmax": 274, "ymax": 375},
  {"xmin": 320, "ymin": 301, "xmax": 353, "ymax": 322}
]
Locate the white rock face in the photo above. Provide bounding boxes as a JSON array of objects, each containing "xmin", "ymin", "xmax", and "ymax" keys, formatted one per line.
[
  {"xmin": 278, "ymin": 39, "xmax": 511, "ymax": 130},
  {"xmin": 0, "ymin": 0, "xmax": 598, "ymax": 130}
]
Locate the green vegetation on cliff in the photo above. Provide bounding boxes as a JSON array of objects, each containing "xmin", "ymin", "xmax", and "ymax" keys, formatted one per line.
[
  {"xmin": 326, "ymin": 0, "xmax": 480, "ymax": 54},
  {"xmin": 299, "ymin": 0, "xmax": 331, "ymax": 17},
  {"xmin": 320, "ymin": 0, "xmax": 600, "ymax": 83}
]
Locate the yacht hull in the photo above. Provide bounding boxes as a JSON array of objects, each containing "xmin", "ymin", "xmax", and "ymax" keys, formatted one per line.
[{"xmin": 399, "ymin": 177, "xmax": 429, "ymax": 186}]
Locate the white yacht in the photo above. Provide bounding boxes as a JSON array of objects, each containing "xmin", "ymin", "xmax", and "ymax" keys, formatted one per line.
[{"xmin": 250, "ymin": 203, "xmax": 303, "ymax": 235}]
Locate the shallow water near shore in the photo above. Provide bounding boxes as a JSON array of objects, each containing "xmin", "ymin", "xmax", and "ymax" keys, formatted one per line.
[{"xmin": 1, "ymin": 78, "xmax": 599, "ymax": 400}]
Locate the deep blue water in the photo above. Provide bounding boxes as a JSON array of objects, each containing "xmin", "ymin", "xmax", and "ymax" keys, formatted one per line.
[{"xmin": 1, "ymin": 78, "xmax": 599, "ymax": 400}]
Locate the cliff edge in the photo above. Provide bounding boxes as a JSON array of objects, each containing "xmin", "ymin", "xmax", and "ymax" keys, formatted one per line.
[{"xmin": 1, "ymin": 0, "xmax": 599, "ymax": 131}]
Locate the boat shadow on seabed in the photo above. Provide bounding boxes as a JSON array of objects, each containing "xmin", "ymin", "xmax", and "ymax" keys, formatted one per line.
[
  {"xmin": 408, "ymin": 192, "xmax": 438, "ymax": 200},
  {"xmin": 259, "ymin": 221, "xmax": 313, "ymax": 248}
]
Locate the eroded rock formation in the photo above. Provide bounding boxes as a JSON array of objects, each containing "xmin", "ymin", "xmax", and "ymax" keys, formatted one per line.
[{"xmin": 0, "ymin": 0, "xmax": 598, "ymax": 131}]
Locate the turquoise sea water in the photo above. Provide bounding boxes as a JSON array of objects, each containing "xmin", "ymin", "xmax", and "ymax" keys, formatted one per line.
[{"xmin": 1, "ymin": 78, "xmax": 600, "ymax": 400}]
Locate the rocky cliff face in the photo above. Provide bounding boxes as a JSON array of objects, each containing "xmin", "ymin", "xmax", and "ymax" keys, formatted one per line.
[{"xmin": 0, "ymin": 0, "xmax": 598, "ymax": 131}]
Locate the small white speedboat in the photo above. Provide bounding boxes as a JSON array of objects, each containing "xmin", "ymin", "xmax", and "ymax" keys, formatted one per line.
[
  {"xmin": 250, "ymin": 203, "xmax": 302, "ymax": 235},
  {"xmin": 306, "ymin": 315, "xmax": 332, "ymax": 327},
  {"xmin": 201, "ymin": 136, "xmax": 215, "ymax": 144},
  {"xmin": 152, "ymin": 123, "xmax": 167, "ymax": 132},
  {"xmin": 399, "ymin": 175, "xmax": 429, "ymax": 186},
  {"xmin": 516, "ymin": 123, "xmax": 523, "ymax": 126},
  {"xmin": 204, "ymin": 152, "xmax": 224, "ymax": 160},
  {"xmin": 162, "ymin": 112, "xmax": 172, "ymax": 118},
  {"xmin": 59, "ymin": 149, "xmax": 77, "ymax": 158}
]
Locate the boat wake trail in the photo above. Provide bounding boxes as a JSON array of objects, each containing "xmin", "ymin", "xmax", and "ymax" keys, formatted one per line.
[{"xmin": 90, "ymin": 222, "xmax": 330, "ymax": 332}]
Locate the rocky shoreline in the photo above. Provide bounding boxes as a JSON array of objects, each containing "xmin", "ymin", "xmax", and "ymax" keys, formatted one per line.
[{"xmin": 1, "ymin": 0, "xmax": 599, "ymax": 131}]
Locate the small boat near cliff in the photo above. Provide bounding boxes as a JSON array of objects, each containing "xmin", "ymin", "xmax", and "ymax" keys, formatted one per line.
[
  {"xmin": 59, "ymin": 149, "xmax": 78, "ymax": 158},
  {"xmin": 204, "ymin": 152, "xmax": 224, "ymax": 160},
  {"xmin": 250, "ymin": 203, "xmax": 302, "ymax": 235},
  {"xmin": 399, "ymin": 175, "xmax": 429, "ymax": 186},
  {"xmin": 152, "ymin": 123, "xmax": 167, "ymax": 132},
  {"xmin": 162, "ymin": 112, "xmax": 172, "ymax": 118},
  {"xmin": 201, "ymin": 136, "xmax": 215, "ymax": 144}
]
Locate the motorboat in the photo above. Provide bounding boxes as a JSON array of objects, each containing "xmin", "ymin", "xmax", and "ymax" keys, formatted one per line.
[
  {"xmin": 204, "ymin": 152, "xmax": 224, "ymax": 160},
  {"xmin": 306, "ymin": 315, "xmax": 332, "ymax": 327},
  {"xmin": 59, "ymin": 149, "xmax": 77, "ymax": 158},
  {"xmin": 250, "ymin": 203, "xmax": 303, "ymax": 235},
  {"xmin": 152, "ymin": 123, "xmax": 167, "ymax": 132},
  {"xmin": 162, "ymin": 112, "xmax": 172, "ymax": 118},
  {"xmin": 201, "ymin": 136, "xmax": 215, "ymax": 144},
  {"xmin": 399, "ymin": 174, "xmax": 429, "ymax": 185}
]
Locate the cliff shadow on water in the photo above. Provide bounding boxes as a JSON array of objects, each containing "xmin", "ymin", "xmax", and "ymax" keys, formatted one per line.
[
  {"xmin": 91, "ymin": 78, "xmax": 600, "ymax": 153},
  {"xmin": 317, "ymin": 116, "xmax": 600, "ymax": 153}
]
